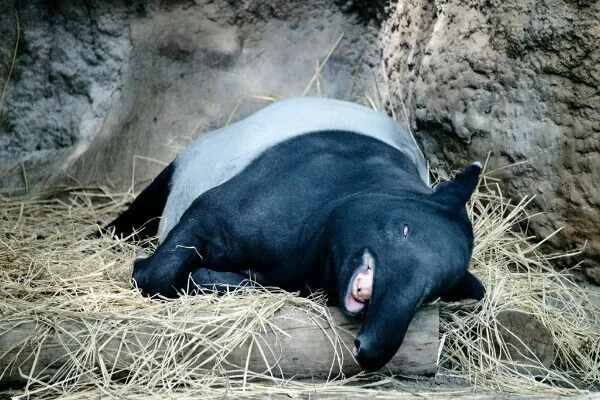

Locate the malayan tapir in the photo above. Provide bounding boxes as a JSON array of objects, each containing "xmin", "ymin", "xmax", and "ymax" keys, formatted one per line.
[{"xmin": 107, "ymin": 97, "xmax": 485, "ymax": 371}]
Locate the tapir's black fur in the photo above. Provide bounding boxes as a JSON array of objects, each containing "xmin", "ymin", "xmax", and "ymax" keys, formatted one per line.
[{"xmin": 108, "ymin": 130, "xmax": 484, "ymax": 371}]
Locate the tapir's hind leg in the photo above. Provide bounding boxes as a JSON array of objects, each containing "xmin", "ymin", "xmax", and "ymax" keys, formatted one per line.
[{"xmin": 105, "ymin": 163, "xmax": 175, "ymax": 240}]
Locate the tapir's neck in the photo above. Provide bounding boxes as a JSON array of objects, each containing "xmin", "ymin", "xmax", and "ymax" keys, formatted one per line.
[{"xmin": 289, "ymin": 216, "xmax": 338, "ymax": 300}]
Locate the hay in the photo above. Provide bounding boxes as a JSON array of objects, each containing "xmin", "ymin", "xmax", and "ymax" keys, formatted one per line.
[
  {"xmin": 1, "ymin": 172, "xmax": 599, "ymax": 399},
  {"xmin": 437, "ymin": 164, "xmax": 600, "ymax": 395}
]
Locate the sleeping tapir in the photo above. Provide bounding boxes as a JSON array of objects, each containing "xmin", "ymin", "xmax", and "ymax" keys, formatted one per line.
[{"xmin": 107, "ymin": 97, "xmax": 485, "ymax": 371}]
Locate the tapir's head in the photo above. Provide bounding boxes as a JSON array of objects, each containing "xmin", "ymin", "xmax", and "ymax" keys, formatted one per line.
[{"xmin": 323, "ymin": 163, "xmax": 485, "ymax": 371}]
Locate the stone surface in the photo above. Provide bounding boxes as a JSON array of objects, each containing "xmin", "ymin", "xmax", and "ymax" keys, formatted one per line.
[
  {"xmin": 1, "ymin": 0, "xmax": 600, "ymax": 273},
  {"xmin": 495, "ymin": 311, "xmax": 554, "ymax": 371},
  {"xmin": 381, "ymin": 0, "xmax": 600, "ymax": 268},
  {"xmin": 0, "ymin": 0, "xmax": 382, "ymax": 191},
  {"xmin": 0, "ymin": 1, "xmax": 131, "ymax": 188}
]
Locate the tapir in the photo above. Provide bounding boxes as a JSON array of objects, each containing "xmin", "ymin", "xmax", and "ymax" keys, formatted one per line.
[{"xmin": 107, "ymin": 97, "xmax": 485, "ymax": 371}]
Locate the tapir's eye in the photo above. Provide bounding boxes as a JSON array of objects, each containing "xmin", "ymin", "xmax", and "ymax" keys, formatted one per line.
[{"xmin": 402, "ymin": 224, "xmax": 409, "ymax": 237}]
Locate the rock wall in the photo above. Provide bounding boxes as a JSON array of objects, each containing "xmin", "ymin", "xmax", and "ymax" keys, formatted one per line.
[
  {"xmin": 0, "ymin": 0, "xmax": 382, "ymax": 190},
  {"xmin": 382, "ymin": 0, "xmax": 600, "ymax": 270},
  {"xmin": 0, "ymin": 1, "xmax": 131, "ymax": 188},
  {"xmin": 1, "ymin": 0, "xmax": 599, "ymax": 277}
]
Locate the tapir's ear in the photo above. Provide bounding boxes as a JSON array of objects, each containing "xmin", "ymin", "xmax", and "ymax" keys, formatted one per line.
[{"xmin": 433, "ymin": 162, "xmax": 481, "ymax": 208}]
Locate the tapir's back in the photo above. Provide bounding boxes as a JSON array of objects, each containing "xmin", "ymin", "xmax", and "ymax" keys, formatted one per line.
[{"xmin": 159, "ymin": 98, "xmax": 429, "ymax": 239}]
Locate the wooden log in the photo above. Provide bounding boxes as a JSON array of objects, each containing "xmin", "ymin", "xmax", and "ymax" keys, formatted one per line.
[
  {"xmin": 225, "ymin": 305, "xmax": 439, "ymax": 378},
  {"xmin": 0, "ymin": 305, "xmax": 438, "ymax": 385}
]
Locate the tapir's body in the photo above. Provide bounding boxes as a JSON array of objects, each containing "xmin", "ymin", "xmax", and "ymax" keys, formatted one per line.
[
  {"xmin": 108, "ymin": 97, "xmax": 484, "ymax": 371},
  {"xmin": 160, "ymin": 98, "xmax": 429, "ymax": 239}
]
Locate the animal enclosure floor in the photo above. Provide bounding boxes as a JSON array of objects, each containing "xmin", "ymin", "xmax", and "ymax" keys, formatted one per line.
[{"xmin": 1, "ymin": 180, "xmax": 599, "ymax": 399}]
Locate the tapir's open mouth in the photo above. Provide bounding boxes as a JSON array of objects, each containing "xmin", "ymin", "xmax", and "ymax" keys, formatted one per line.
[{"xmin": 344, "ymin": 252, "xmax": 375, "ymax": 314}]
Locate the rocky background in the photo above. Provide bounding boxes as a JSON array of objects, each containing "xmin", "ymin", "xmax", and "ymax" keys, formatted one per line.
[
  {"xmin": 0, "ymin": 0, "xmax": 598, "ymax": 283},
  {"xmin": 380, "ymin": 0, "xmax": 600, "ymax": 282}
]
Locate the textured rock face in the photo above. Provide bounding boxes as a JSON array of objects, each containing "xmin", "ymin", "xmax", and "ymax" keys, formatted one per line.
[
  {"xmin": 382, "ymin": 0, "xmax": 600, "ymax": 263},
  {"xmin": 0, "ymin": 1, "xmax": 131, "ymax": 188},
  {"xmin": 0, "ymin": 0, "xmax": 381, "ymax": 189},
  {"xmin": 1, "ymin": 0, "xmax": 599, "ymax": 269}
]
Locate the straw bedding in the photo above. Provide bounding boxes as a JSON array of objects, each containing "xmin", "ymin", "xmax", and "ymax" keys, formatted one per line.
[{"xmin": 1, "ymin": 166, "xmax": 599, "ymax": 399}]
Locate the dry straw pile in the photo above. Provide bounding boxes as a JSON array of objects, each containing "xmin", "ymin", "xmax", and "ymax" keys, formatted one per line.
[{"xmin": 1, "ymin": 166, "xmax": 599, "ymax": 399}]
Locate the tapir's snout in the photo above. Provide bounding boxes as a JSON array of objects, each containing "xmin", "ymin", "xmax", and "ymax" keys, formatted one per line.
[
  {"xmin": 353, "ymin": 333, "xmax": 392, "ymax": 371},
  {"xmin": 351, "ymin": 288, "xmax": 420, "ymax": 371}
]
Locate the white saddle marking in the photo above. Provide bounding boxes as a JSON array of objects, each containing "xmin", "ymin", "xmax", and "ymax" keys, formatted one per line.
[{"xmin": 159, "ymin": 97, "xmax": 429, "ymax": 241}]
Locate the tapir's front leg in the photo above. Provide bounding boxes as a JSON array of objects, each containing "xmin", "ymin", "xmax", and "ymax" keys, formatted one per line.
[
  {"xmin": 133, "ymin": 247, "xmax": 199, "ymax": 297},
  {"xmin": 132, "ymin": 209, "xmax": 233, "ymax": 297}
]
